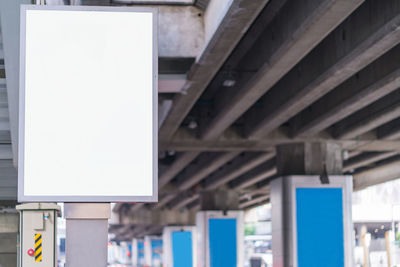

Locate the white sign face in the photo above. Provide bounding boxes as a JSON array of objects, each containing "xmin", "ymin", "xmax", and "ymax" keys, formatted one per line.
[{"xmin": 19, "ymin": 6, "xmax": 157, "ymax": 202}]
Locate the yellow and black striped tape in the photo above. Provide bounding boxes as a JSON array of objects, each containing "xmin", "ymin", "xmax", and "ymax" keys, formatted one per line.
[{"xmin": 34, "ymin": 233, "xmax": 42, "ymax": 262}]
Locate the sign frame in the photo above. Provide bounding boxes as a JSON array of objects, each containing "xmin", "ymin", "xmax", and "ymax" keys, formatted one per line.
[{"xmin": 18, "ymin": 5, "xmax": 158, "ymax": 202}]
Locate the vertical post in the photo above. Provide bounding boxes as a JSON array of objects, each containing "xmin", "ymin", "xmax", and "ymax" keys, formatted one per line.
[
  {"xmin": 271, "ymin": 142, "xmax": 353, "ymax": 267},
  {"xmin": 361, "ymin": 225, "xmax": 369, "ymax": 267},
  {"xmin": 64, "ymin": 203, "xmax": 110, "ymax": 267},
  {"xmin": 385, "ymin": 231, "xmax": 392, "ymax": 267}
]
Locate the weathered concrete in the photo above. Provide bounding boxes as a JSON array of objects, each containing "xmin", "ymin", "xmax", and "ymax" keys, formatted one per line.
[
  {"xmin": 291, "ymin": 45, "xmax": 400, "ymax": 137},
  {"xmin": 239, "ymin": 194, "xmax": 269, "ymax": 209},
  {"xmin": 229, "ymin": 158, "xmax": 276, "ymax": 189},
  {"xmin": 276, "ymin": 142, "xmax": 343, "ymax": 176},
  {"xmin": 174, "ymin": 152, "xmax": 239, "ymax": 190},
  {"xmin": 158, "ymin": 6, "xmax": 204, "ymax": 58},
  {"xmin": 158, "ymin": 152, "xmax": 200, "ymax": 189},
  {"xmin": 377, "ymin": 118, "xmax": 400, "ymax": 140},
  {"xmin": 354, "ymin": 157, "xmax": 400, "ymax": 191},
  {"xmin": 244, "ymin": 0, "xmax": 400, "ymax": 139},
  {"xmin": 201, "ymin": 0, "xmax": 364, "ymax": 140},
  {"xmin": 204, "ymin": 152, "xmax": 275, "ymax": 190},
  {"xmin": 162, "ymin": 127, "xmax": 400, "ymax": 152},
  {"xmin": 159, "ymin": 0, "xmax": 269, "ymax": 141},
  {"xmin": 332, "ymin": 90, "xmax": 400, "ymax": 139},
  {"xmin": 199, "ymin": 188, "xmax": 239, "ymax": 210},
  {"xmin": 120, "ymin": 207, "xmax": 196, "ymax": 226},
  {"xmin": 343, "ymin": 152, "xmax": 398, "ymax": 173}
]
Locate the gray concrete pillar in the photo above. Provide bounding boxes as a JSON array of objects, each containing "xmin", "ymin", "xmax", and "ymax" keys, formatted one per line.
[
  {"xmin": 276, "ymin": 142, "xmax": 343, "ymax": 176},
  {"xmin": 199, "ymin": 187, "xmax": 240, "ymax": 211},
  {"xmin": 271, "ymin": 142, "xmax": 353, "ymax": 267},
  {"xmin": 64, "ymin": 203, "xmax": 110, "ymax": 267},
  {"xmin": 196, "ymin": 188, "xmax": 243, "ymax": 267}
]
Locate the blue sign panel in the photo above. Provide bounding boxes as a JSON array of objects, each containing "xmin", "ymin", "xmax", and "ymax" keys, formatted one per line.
[
  {"xmin": 138, "ymin": 241, "xmax": 145, "ymax": 266},
  {"xmin": 172, "ymin": 231, "xmax": 193, "ymax": 267},
  {"xmin": 209, "ymin": 218, "xmax": 237, "ymax": 267},
  {"xmin": 151, "ymin": 239, "xmax": 163, "ymax": 260},
  {"xmin": 137, "ymin": 241, "xmax": 145, "ymax": 266},
  {"xmin": 296, "ymin": 188, "xmax": 344, "ymax": 267}
]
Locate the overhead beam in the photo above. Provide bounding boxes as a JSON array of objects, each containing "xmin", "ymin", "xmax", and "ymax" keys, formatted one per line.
[
  {"xmin": 158, "ymin": 0, "xmax": 269, "ymax": 141},
  {"xmin": 229, "ymin": 159, "xmax": 276, "ymax": 190},
  {"xmin": 201, "ymin": 0, "xmax": 365, "ymax": 140},
  {"xmin": 354, "ymin": 158, "xmax": 400, "ymax": 191},
  {"xmin": 157, "ymin": 152, "xmax": 239, "ymax": 209},
  {"xmin": 291, "ymin": 44, "xmax": 400, "ymax": 137},
  {"xmin": 158, "ymin": 151, "xmax": 200, "ymax": 189},
  {"xmin": 174, "ymin": 152, "xmax": 239, "ymax": 190},
  {"xmin": 159, "ymin": 152, "xmax": 239, "ymax": 209},
  {"xmin": 203, "ymin": 152, "xmax": 275, "ymax": 190},
  {"xmin": 154, "ymin": 194, "xmax": 176, "ymax": 209},
  {"xmin": 343, "ymin": 151, "xmax": 398, "ymax": 172},
  {"xmin": 120, "ymin": 206, "xmax": 196, "ymax": 226},
  {"xmin": 169, "ymin": 155, "xmax": 276, "ymax": 210},
  {"xmin": 239, "ymin": 194, "xmax": 269, "ymax": 209},
  {"xmin": 186, "ymin": 199, "xmax": 200, "ymax": 210},
  {"xmin": 163, "ymin": 127, "xmax": 399, "ymax": 152},
  {"xmin": 244, "ymin": 0, "xmax": 400, "ymax": 138},
  {"xmin": 377, "ymin": 118, "xmax": 400, "ymax": 140},
  {"xmin": 199, "ymin": 0, "xmax": 289, "ymax": 101},
  {"xmin": 333, "ymin": 90, "xmax": 400, "ymax": 139},
  {"xmin": 168, "ymin": 194, "xmax": 198, "ymax": 210}
]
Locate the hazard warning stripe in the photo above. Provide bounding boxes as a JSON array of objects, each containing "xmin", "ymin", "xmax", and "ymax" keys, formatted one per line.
[{"xmin": 34, "ymin": 234, "xmax": 42, "ymax": 262}]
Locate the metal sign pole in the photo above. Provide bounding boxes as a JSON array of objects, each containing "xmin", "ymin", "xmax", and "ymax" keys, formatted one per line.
[{"xmin": 64, "ymin": 203, "xmax": 111, "ymax": 267}]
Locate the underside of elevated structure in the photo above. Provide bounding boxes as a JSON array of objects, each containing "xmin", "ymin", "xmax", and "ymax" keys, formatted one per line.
[{"xmin": 2, "ymin": 0, "xmax": 400, "ymax": 242}]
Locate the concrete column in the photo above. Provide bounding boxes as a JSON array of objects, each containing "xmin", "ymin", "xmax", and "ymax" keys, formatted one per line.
[
  {"xmin": 144, "ymin": 235, "xmax": 163, "ymax": 267},
  {"xmin": 162, "ymin": 226, "xmax": 197, "ymax": 267},
  {"xmin": 271, "ymin": 142, "xmax": 353, "ymax": 267},
  {"xmin": 0, "ymin": 207, "xmax": 18, "ymax": 267},
  {"xmin": 199, "ymin": 187, "xmax": 240, "ymax": 211},
  {"xmin": 196, "ymin": 188, "xmax": 243, "ymax": 267},
  {"xmin": 64, "ymin": 203, "xmax": 110, "ymax": 267},
  {"xmin": 276, "ymin": 142, "xmax": 343, "ymax": 176}
]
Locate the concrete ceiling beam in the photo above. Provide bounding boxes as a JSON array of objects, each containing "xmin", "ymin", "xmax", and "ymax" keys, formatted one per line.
[
  {"xmin": 354, "ymin": 158, "xmax": 400, "ymax": 191},
  {"xmin": 377, "ymin": 118, "xmax": 400, "ymax": 141},
  {"xmin": 174, "ymin": 152, "xmax": 240, "ymax": 191},
  {"xmin": 229, "ymin": 159, "xmax": 276, "ymax": 190},
  {"xmin": 333, "ymin": 90, "xmax": 400, "ymax": 139},
  {"xmin": 343, "ymin": 151, "xmax": 399, "ymax": 173},
  {"xmin": 291, "ymin": 45, "xmax": 400, "ymax": 137},
  {"xmin": 203, "ymin": 152, "xmax": 275, "ymax": 190},
  {"xmin": 239, "ymin": 194, "xmax": 269, "ymax": 209},
  {"xmin": 201, "ymin": 0, "xmax": 364, "ymax": 140},
  {"xmin": 244, "ymin": 0, "xmax": 400, "ymax": 139},
  {"xmin": 159, "ymin": 0, "xmax": 269, "ymax": 141}
]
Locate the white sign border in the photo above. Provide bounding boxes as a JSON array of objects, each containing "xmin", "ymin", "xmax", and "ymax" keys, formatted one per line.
[{"xmin": 18, "ymin": 5, "xmax": 158, "ymax": 203}]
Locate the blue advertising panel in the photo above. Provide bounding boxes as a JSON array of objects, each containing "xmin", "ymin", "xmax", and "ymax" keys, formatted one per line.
[
  {"xmin": 296, "ymin": 188, "xmax": 344, "ymax": 267},
  {"xmin": 138, "ymin": 241, "xmax": 145, "ymax": 266},
  {"xmin": 172, "ymin": 231, "xmax": 193, "ymax": 267},
  {"xmin": 208, "ymin": 218, "xmax": 237, "ymax": 267},
  {"xmin": 151, "ymin": 239, "xmax": 163, "ymax": 264}
]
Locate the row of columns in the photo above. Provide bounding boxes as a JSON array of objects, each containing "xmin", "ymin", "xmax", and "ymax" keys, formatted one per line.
[
  {"xmin": 3, "ymin": 142, "xmax": 352, "ymax": 267},
  {"xmin": 129, "ymin": 142, "xmax": 353, "ymax": 267}
]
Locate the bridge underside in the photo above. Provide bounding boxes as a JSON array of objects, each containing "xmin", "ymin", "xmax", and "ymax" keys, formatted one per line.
[{"xmin": 1, "ymin": 0, "xmax": 400, "ymax": 241}]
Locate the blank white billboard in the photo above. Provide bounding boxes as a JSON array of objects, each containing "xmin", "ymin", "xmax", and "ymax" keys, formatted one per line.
[{"xmin": 18, "ymin": 6, "xmax": 157, "ymax": 202}]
